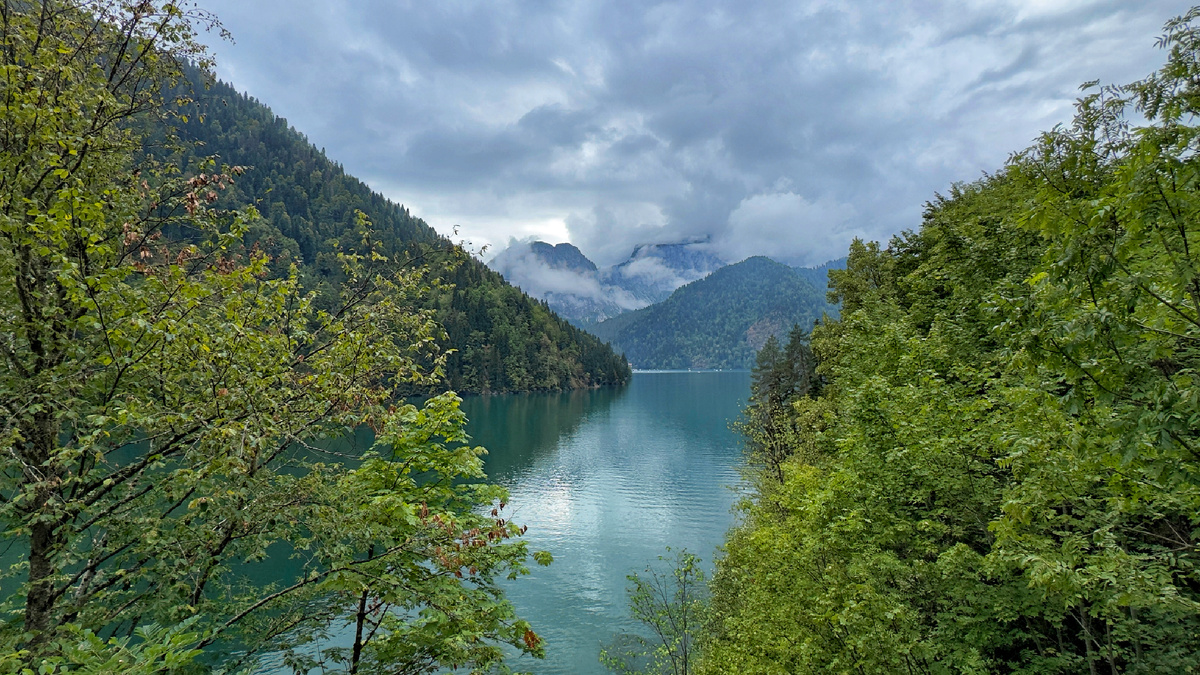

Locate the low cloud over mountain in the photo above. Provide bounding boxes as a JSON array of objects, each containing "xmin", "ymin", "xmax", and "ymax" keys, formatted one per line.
[{"xmin": 488, "ymin": 239, "xmax": 725, "ymax": 324}]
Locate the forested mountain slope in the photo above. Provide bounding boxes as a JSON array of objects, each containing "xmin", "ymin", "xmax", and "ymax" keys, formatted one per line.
[
  {"xmin": 793, "ymin": 256, "xmax": 846, "ymax": 294},
  {"xmin": 702, "ymin": 16, "xmax": 1200, "ymax": 673},
  {"xmin": 591, "ymin": 256, "xmax": 832, "ymax": 369},
  {"xmin": 168, "ymin": 70, "xmax": 630, "ymax": 393}
]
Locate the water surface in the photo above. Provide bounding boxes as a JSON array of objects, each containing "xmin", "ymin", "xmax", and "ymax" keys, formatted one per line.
[{"xmin": 463, "ymin": 370, "xmax": 749, "ymax": 674}]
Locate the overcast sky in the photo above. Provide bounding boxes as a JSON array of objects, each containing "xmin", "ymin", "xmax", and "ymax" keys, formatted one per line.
[{"xmin": 193, "ymin": 0, "xmax": 1190, "ymax": 267}]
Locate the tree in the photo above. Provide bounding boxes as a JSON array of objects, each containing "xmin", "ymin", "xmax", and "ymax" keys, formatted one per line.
[
  {"xmin": 601, "ymin": 550, "xmax": 707, "ymax": 675},
  {"xmin": 0, "ymin": 2, "xmax": 546, "ymax": 672},
  {"xmin": 826, "ymin": 238, "xmax": 895, "ymax": 315},
  {"xmin": 990, "ymin": 7, "xmax": 1200, "ymax": 669},
  {"xmin": 781, "ymin": 323, "xmax": 819, "ymax": 400},
  {"xmin": 704, "ymin": 7, "xmax": 1200, "ymax": 672},
  {"xmin": 749, "ymin": 335, "xmax": 784, "ymax": 407},
  {"xmin": 741, "ymin": 326, "xmax": 824, "ymax": 484}
]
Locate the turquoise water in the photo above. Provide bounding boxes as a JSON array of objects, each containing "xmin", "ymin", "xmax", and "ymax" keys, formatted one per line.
[
  {"xmin": 1, "ymin": 372, "xmax": 748, "ymax": 674},
  {"xmin": 462, "ymin": 370, "xmax": 750, "ymax": 674}
]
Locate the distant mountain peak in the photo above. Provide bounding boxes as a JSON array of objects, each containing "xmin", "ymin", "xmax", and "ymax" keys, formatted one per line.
[
  {"xmin": 487, "ymin": 238, "xmax": 728, "ymax": 326},
  {"xmin": 527, "ymin": 241, "xmax": 598, "ymax": 273},
  {"xmin": 487, "ymin": 238, "xmax": 843, "ymax": 339},
  {"xmin": 590, "ymin": 254, "xmax": 836, "ymax": 370},
  {"xmin": 615, "ymin": 240, "xmax": 724, "ymax": 270},
  {"xmin": 735, "ymin": 255, "xmax": 786, "ymax": 267},
  {"xmin": 792, "ymin": 256, "xmax": 847, "ymax": 292}
]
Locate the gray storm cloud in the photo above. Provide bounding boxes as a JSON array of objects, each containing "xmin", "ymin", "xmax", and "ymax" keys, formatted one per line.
[{"xmin": 196, "ymin": 0, "xmax": 1191, "ymax": 266}]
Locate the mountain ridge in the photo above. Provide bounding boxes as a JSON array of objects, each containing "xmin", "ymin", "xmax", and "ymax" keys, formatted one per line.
[
  {"xmin": 170, "ymin": 69, "xmax": 631, "ymax": 393},
  {"xmin": 591, "ymin": 256, "xmax": 835, "ymax": 370},
  {"xmin": 487, "ymin": 239, "xmax": 726, "ymax": 325}
]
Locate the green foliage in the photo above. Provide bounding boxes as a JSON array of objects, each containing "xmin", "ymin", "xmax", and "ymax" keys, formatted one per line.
[
  {"xmin": 592, "ymin": 257, "xmax": 831, "ymax": 370},
  {"xmin": 704, "ymin": 8, "xmax": 1200, "ymax": 673},
  {"xmin": 601, "ymin": 550, "xmax": 707, "ymax": 675},
  {"xmin": 738, "ymin": 326, "xmax": 825, "ymax": 484},
  {"xmin": 0, "ymin": 2, "xmax": 547, "ymax": 673},
  {"xmin": 166, "ymin": 67, "xmax": 630, "ymax": 394},
  {"xmin": 0, "ymin": 620, "xmax": 215, "ymax": 675},
  {"xmin": 826, "ymin": 239, "xmax": 896, "ymax": 315}
]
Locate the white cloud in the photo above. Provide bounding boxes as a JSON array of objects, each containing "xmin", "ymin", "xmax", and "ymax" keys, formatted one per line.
[
  {"xmin": 196, "ymin": 0, "xmax": 1190, "ymax": 267},
  {"xmin": 723, "ymin": 192, "xmax": 860, "ymax": 266},
  {"xmin": 487, "ymin": 239, "xmax": 649, "ymax": 318}
]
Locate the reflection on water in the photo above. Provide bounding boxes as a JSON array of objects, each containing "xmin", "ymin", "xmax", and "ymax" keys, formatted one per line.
[
  {"xmin": 1, "ymin": 372, "xmax": 746, "ymax": 674},
  {"xmin": 461, "ymin": 385, "xmax": 628, "ymax": 482},
  {"xmin": 466, "ymin": 371, "xmax": 749, "ymax": 675},
  {"xmin": 227, "ymin": 372, "xmax": 745, "ymax": 673}
]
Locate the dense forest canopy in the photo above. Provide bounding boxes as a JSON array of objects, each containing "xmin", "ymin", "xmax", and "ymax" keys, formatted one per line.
[{"xmin": 700, "ymin": 8, "xmax": 1200, "ymax": 673}]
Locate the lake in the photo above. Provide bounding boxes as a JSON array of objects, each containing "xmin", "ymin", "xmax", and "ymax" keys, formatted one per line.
[
  {"xmin": 244, "ymin": 370, "xmax": 749, "ymax": 673},
  {"xmin": 0, "ymin": 370, "xmax": 750, "ymax": 673},
  {"xmin": 462, "ymin": 370, "xmax": 750, "ymax": 674}
]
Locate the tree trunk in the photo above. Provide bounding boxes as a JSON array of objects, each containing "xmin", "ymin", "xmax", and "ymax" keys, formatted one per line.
[
  {"xmin": 23, "ymin": 409, "xmax": 65, "ymax": 651},
  {"xmin": 350, "ymin": 544, "xmax": 375, "ymax": 673},
  {"xmin": 351, "ymin": 588, "xmax": 369, "ymax": 674}
]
